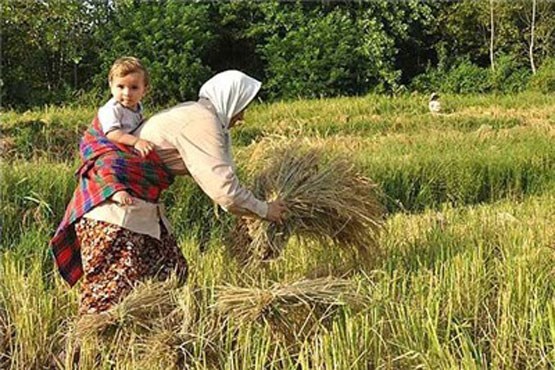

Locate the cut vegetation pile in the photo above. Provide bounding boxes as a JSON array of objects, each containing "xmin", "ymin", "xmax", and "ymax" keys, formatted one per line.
[
  {"xmin": 72, "ymin": 277, "xmax": 363, "ymax": 367},
  {"xmin": 226, "ymin": 139, "xmax": 385, "ymax": 265},
  {"xmin": 214, "ymin": 277, "xmax": 363, "ymax": 342},
  {"xmin": 74, "ymin": 279, "xmax": 219, "ymax": 369}
]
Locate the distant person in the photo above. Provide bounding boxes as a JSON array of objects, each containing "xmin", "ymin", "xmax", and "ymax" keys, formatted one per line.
[
  {"xmin": 98, "ymin": 56, "xmax": 155, "ymax": 205},
  {"xmin": 50, "ymin": 70, "xmax": 287, "ymax": 315},
  {"xmin": 428, "ymin": 92, "xmax": 441, "ymax": 114}
]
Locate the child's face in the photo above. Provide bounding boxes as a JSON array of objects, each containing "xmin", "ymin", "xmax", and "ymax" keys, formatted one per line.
[{"xmin": 109, "ymin": 72, "xmax": 147, "ymax": 110}]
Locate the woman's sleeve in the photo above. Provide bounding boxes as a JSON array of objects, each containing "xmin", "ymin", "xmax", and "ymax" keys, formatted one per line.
[{"xmin": 171, "ymin": 117, "xmax": 268, "ymax": 219}]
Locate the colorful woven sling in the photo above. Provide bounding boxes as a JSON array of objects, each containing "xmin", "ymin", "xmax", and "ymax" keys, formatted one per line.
[{"xmin": 49, "ymin": 117, "xmax": 174, "ymax": 286}]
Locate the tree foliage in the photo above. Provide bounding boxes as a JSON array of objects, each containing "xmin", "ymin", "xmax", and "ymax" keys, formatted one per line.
[
  {"xmin": 91, "ymin": 0, "xmax": 214, "ymax": 105},
  {"xmin": 1, "ymin": 0, "xmax": 99, "ymax": 106},
  {"xmin": 1, "ymin": 0, "xmax": 553, "ymax": 109}
]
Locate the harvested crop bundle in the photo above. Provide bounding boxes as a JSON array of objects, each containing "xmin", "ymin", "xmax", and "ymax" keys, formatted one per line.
[
  {"xmin": 227, "ymin": 139, "xmax": 385, "ymax": 265},
  {"xmin": 76, "ymin": 279, "xmax": 183, "ymax": 338},
  {"xmin": 214, "ymin": 277, "xmax": 364, "ymax": 341},
  {"xmin": 75, "ymin": 279, "xmax": 221, "ymax": 368}
]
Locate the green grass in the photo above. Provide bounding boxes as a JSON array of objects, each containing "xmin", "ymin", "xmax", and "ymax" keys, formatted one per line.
[
  {"xmin": 3, "ymin": 126, "xmax": 553, "ymax": 248},
  {"xmin": 1, "ymin": 92, "xmax": 554, "ymax": 369},
  {"xmin": 2, "ymin": 193, "xmax": 553, "ymax": 369},
  {"xmin": 2, "ymin": 92, "xmax": 553, "ymax": 158}
]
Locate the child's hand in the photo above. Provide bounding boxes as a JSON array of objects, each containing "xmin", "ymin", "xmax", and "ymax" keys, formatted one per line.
[{"xmin": 134, "ymin": 138, "xmax": 155, "ymax": 157}]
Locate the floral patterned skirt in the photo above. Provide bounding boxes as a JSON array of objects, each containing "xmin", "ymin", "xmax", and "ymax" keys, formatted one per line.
[{"xmin": 75, "ymin": 218, "xmax": 188, "ymax": 314}]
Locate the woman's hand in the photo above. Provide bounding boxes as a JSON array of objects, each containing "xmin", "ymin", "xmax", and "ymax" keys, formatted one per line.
[
  {"xmin": 134, "ymin": 138, "xmax": 155, "ymax": 157},
  {"xmin": 266, "ymin": 200, "xmax": 287, "ymax": 223}
]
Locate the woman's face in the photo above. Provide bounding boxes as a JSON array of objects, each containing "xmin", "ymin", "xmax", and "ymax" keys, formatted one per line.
[{"xmin": 228, "ymin": 109, "xmax": 245, "ymax": 129}]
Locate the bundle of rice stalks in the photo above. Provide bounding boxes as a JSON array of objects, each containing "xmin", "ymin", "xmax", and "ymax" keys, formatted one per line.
[
  {"xmin": 214, "ymin": 277, "xmax": 364, "ymax": 342},
  {"xmin": 134, "ymin": 285, "xmax": 224, "ymax": 369},
  {"xmin": 227, "ymin": 139, "xmax": 385, "ymax": 265},
  {"xmin": 75, "ymin": 279, "xmax": 221, "ymax": 369},
  {"xmin": 76, "ymin": 279, "xmax": 182, "ymax": 338}
]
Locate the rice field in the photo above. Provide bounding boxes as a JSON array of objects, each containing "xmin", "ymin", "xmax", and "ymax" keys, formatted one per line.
[{"xmin": 1, "ymin": 92, "xmax": 554, "ymax": 369}]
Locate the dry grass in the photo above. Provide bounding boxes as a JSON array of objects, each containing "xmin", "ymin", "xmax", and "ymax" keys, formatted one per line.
[
  {"xmin": 0, "ymin": 305, "xmax": 11, "ymax": 369},
  {"xmin": 73, "ymin": 278, "xmax": 222, "ymax": 369},
  {"xmin": 214, "ymin": 277, "xmax": 364, "ymax": 343},
  {"xmin": 76, "ymin": 279, "xmax": 182, "ymax": 338},
  {"xmin": 227, "ymin": 138, "xmax": 385, "ymax": 266},
  {"xmin": 73, "ymin": 277, "xmax": 365, "ymax": 367}
]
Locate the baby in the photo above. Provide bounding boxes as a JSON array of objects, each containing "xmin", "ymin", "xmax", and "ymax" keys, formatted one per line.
[{"xmin": 98, "ymin": 56, "xmax": 155, "ymax": 205}]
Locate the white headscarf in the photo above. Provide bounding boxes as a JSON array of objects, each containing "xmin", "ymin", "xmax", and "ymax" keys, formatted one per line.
[{"xmin": 198, "ymin": 70, "xmax": 262, "ymax": 129}]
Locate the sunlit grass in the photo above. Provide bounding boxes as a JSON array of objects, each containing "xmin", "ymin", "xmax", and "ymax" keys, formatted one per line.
[
  {"xmin": 1, "ymin": 193, "xmax": 553, "ymax": 369},
  {"xmin": 2, "ymin": 93, "xmax": 554, "ymax": 369}
]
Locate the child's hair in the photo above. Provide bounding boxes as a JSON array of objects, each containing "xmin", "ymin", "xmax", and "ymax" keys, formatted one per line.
[{"xmin": 108, "ymin": 56, "xmax": 150, "ymax": 87}]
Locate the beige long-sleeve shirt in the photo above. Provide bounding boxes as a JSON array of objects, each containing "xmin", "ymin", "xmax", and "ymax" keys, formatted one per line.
[{"xmin": 83, "ymin": 99, "xmax": 267, "ymax": 238}]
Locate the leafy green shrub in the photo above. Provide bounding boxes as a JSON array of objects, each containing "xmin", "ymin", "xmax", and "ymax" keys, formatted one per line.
[
  {"xmin": 528, "ymin": 58, "xmax": 555, "ymax": 93},
  {"xmin": 410, "ymin": 60, "xmax": 492, "ymax": 94},
  {"xmin": 442, "ymin": 59, "xmax": 492, "ymax": 94},
  {"xmin": 258, "ymin": 4, "xmax": 398, "ymax": 99},
  {"xmin": 490, "ymin": 55, "xmax": 531, "ymax": 93},
  {"xmin": 409, "ymin": 65, "xmax": 442, "ymax": 93},
  {"xmin": 411, "ymin": 56, "xmax": 532, "ymax": 94}
]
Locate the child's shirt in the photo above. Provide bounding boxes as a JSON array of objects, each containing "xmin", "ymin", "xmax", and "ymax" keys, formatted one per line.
[{"xmin": 98, "ymin": 97, "xmax": 144, "ymax": 135}]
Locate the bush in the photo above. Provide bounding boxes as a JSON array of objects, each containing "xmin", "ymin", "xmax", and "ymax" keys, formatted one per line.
[
  {"xmin": 409, "ymin": 65, "xmax": 442, "ymax": 93},
  {"xmin": 409, "ymin": 60, "xmax": 492, "ymax": 94},
  {"xmin": 490, "ymin": 55, "xmax": 531, "ymax": 93},
  {"xmin": 528, "ymin": 58, "xmax": 555, "ymax": 93},
  {"xmin": 442, "ymin": 59, "xmax": 492, "ymax": 94},
  {"xmin": 411, "ymin": 55, "xmax": 534, "ymax": 94},
  {"xmin": 92, "ymin": 1, "xmax": 214, "ymax": 106}
]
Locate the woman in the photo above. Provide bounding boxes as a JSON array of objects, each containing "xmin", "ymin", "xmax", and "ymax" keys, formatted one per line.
[{"xmin": 51, "ymin": 70, "xmax": 287, "ymax": 314}]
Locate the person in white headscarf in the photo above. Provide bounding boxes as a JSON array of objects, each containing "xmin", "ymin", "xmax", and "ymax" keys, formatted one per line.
[
  {"xmin": 428, "ymin": 92, "xmax": 441, "ymax": 114},
  {"xmin": 198, "ymin": 69, "xmax": 262, "ymax": 130},
  {"xmin": 136, "ymin": 69, "xmax": 287, "ymax": 221},
  {"xmin": 70, "ymin": 70, "xmax": 286, "ymax": 315}
]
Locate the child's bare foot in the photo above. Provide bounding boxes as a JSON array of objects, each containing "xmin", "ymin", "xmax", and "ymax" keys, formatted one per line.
[{"xmin": 111, "ymin": 190, "xmax": 133, "ymax": 205}]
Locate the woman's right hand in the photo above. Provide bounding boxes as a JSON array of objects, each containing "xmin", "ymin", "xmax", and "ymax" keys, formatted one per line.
[{"xmin": 266, "ymin": 200, "xmax": 288, "ymax": 223}]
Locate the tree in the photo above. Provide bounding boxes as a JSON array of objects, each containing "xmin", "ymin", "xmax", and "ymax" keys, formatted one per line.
[
  {"xmin": 434, "ymin": 1, "xmax": 491, "ymax": 69},
  {"xmin": 1, "ymin": 0, "xmax": 101, "ymax": 108},
  {"xmin": 92, "ymin": 0, "xmax": 214, "ymax": 105},
  {"xmin": 490, "ymin": 0, "xmax": 495, "ymax": 71},
  {"xmin": 529, "ymin": 0, "xmax": 536, "ymax": 74},
  {"xmin": 205, "ymin": 1, "xmax": 266, "ymax": 79},
  {"xmin": 492, "ymin": 0, "xmax": 554, "ymax": 71},
  {"xmin": 253, "ymin": 1, "xmax": 415, "ymax": 98}
]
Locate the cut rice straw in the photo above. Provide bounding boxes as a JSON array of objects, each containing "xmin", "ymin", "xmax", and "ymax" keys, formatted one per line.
[
  {"xmin": 76, "ymin": 278, "xmax": 183, "ymax": 338},
  {"xmin": 214, "ymin": 277, "xmax": 364, "ymax": 323},
  {"xmin": 227, "ymin": 138, "xmax": 385, "ymax": 265},
  {"xmin": 214, "ymin": 277, "xmax": 364, "ymax": 342}
]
